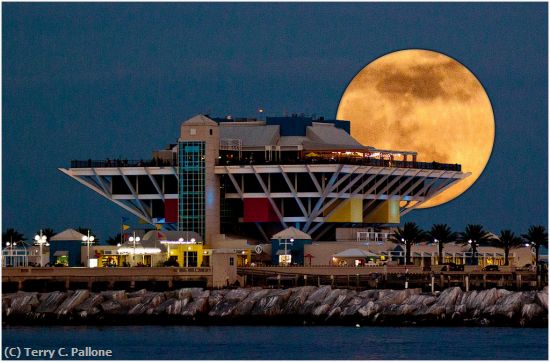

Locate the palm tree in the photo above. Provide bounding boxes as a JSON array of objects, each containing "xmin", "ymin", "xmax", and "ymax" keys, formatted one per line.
[
  {"xmin": 426, "ymin": 224, "xmax": 458, "ymax": 265},
  {"xmin": 76, "ymin": 227, "xmax": 99, "ymax": 243},
  {"xmin": 390, "ymin": 222, "xmax": 426, "ymax": 265},
  {"xmin": 496, "ymin": 230, "xmax": 523, "ymax": 266},
  {"xmin": 105, "ymin": 233, "xmax": 122, "ymax": 246},
  {"xmin": 459, "ymin": 224, "xmax": 494, "ymax": 265},
  {"xmin": 2, "ymin": 228, "xmax": 27, "ymax": 243},
  {"xmin": 35, "ymin": 228, "xmax": 56, "ymax": 241},
  {"xmin": 522, "ymin": 225, "xmax": 548, "ymax": 269}
]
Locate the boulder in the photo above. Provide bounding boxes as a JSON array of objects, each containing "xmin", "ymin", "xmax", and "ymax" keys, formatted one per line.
[
  {"xmin": 181, "ymin": 297, "xmax": 209, "ymax": 317},
  {"xmin": 252, "ymin": 289, "xmax": 292, "ymax": 317},
  {"xmin": 56, "ymin": 290, "xmax": 90, "ymax": 315},
  {"xmin": 208, "ymin": 290, "xmax": 227, "ymax": 309},
  {"xmin": 36, "ymin": 291, "xmax": 67, "ymax": 314},
  {"xmin": 128, "ymin": 289, "xmax": 147, "ymax": 298},
  {"xmin": 536, "ymin": 290, "xmax": 548, "ymax": 310},
  {"xmin": 234, "ymin": 289, "xmax": 271, "ymax": 316},
  {"xmin": 75, "ymin": 294, "xmax": 104, "ymax": 312},
  {"xmin": 283, "ymin": 287, "xmax": 316, "ymax": 314},
  {"xmin": 100, "ymin": 290, "xmax": 127, "ymax": 301},
  {"xmin": 299, "ymin": 286, "xmax": 332, "ymax": 315},
  {"xmin": 8, "ymin": 293, "xmax": 40, "ymax": 315},
  {"xmin": 100, "ymin": 300, "xmax": 122, "ymax": 314}
]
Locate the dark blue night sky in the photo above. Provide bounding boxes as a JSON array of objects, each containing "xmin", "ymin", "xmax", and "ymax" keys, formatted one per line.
[{"xmin": 3, "ymin": 3, "xmax": 548, "ymax": 241}]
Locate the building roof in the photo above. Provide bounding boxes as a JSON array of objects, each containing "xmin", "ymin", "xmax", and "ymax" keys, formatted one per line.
[
  {"xmin": 334, "ymin": 248, "xmax": 378, "ymax": 258},
  {"xmin": 220, "ymin": 124, "xmax": 280, "ymax": 147},
  {"xmin": 272, "ymin": 227, "xmax": 312, "ymax": 240},
  {"xmin": 51, "ymin": 229, "xmax": 86, "ymax": 241},
  {"xmin": 182, "ymin": 114, "xmax": 218, "ymax": 126},
  {"xmin": 306, "ymin": 123, "xmax": 366, "ymax": 149},
  {"xmin": 277, "ymin": 136, "xmax": 307, "ymax": 147}
]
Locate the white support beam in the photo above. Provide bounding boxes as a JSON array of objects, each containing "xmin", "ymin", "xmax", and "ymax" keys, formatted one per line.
[
  {"xmin": 251, "ymin": 166, "xmax": 287, "ymax": 229},
  {"xmin": 363, "ymin": 170, "xmax": 421, "ymax": 212},
  {"xmin": 278, "ymin": 166, "xmax": 308, "ymax": 218},
  {"xmin": 303, "ymin": 164, "xmax": 343, "ymax": 232},
  {"xmin": 224, "ymin": 166, "xmax": 244, "ymax": 198},
  {"xmin": 118, "ymin": 168, "xmax": 153, "ymax": 223},
  {"xmin": 401, "ymin": 174, "xmax": 463, "ymax": 215},
  {"xmin": 144, "ymin": 167, "xmax": 165, "ymax": 201},
  {"xmin": 92, "ymin": 168, "xmax": 110, "ymax": 195},
  {"xmin": 304, "ymin": 164, "xmax": 322, "ymax": 193},
  {"xmin": 58, "ymin": 168, "xmax": 151, "ymax": 223}
]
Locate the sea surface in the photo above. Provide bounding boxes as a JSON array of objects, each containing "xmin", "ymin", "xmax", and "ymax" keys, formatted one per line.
[{"xmin": 2, "ymin": 325, "xmax": 548, "ymax": 360}]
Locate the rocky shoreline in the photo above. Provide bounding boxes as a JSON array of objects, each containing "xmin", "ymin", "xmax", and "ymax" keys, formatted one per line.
[{"xmin": 3, "ymin": 286, "xmax": 548, "ymax": 327}]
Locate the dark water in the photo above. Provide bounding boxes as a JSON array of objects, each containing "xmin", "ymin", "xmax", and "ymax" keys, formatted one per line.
[{"xmin": 2, "ymin": 325, "xmax": 548, "ymax": 360}]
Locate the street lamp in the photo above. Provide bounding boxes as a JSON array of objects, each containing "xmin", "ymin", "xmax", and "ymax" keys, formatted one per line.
[
  {"xmin": 34, "ymin": 230, "xmax": 48, "ymax": 267},
  {"xmin": 82, "ymin": 230, "xmax": 95, "ymax": 267},
  {"xmin": 128, "ymin": 232, "xmax": 140, "ymax": 266}
]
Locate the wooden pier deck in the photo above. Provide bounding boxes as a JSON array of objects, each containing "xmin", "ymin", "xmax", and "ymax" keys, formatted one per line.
[{"xmin": 237, "ymin": 266, "xmax": 546, "ymax": 291}]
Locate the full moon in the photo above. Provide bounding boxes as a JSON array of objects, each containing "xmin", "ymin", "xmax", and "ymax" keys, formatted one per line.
[{"xmin": 337, "ymin": 49, "xmax": 494, "ymax": 208}]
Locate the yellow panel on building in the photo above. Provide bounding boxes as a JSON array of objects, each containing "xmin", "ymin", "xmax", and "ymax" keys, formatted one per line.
[
  {"xmin": 324, "ymin": 197, "xmax": 363, "ymax": 223},
  {"xmin": 364, "ymin": 200, "xmax": 400, "ymax": 224}
]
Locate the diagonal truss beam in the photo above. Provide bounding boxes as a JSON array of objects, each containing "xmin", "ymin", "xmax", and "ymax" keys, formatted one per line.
[
  {"xmin": 118, "ymin": 168, "xmax": 153, "ymax": 223},
  {"xmin": 303, "ymin": 164, "xmax": 344, "ymax": 232},
  {"xmin": 362, "ymin": 169, "xmax": 421, "ymax": 212},
  {"xmin": 401, "ymin": 172, "xmax": 462, "ymax": 215},
  {"xmin": 400, "ymin": 170, "xmax": 436, "ymax": 197},
  {"xmin": 224, "ymin": 166, "xmax": 244, "ymax": 198},
  {"xmin": 304, "ymin": 164, "xmax": 322, "ymax": 193},
  {"xmin": 251, "ymin": 166, "xmax": 287, "ymax": 229},
  {"xmin": 144, "ymin": 167, "xmax": 165, "ymax": 201},
  {"xmin": 92, "ymin": 168, "xmax": 110, "ymax": 195},
  {"xmin": 59, "ymin": 168, "xmax": 152, "ymax": 223},
  {"xmin": 279, "ymin": 166, "xmax": 308, "ymax": 218}
]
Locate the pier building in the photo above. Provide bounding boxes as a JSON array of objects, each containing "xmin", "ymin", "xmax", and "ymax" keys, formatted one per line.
[{"xmin": 60, "ymin": 114, "xmax": 469, "ymax": 245}]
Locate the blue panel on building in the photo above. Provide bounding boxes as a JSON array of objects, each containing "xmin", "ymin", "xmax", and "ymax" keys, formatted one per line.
[
  {"xmin": 271, "ymin": 238, "xmax": 313, "ymax": 266},
  {"xmin": 266, "ymin": 116, "xmax": 351, "ymax": 137},
  {"xmin": 49, "ymin": 240, "xmax": 82, "ymax": 267}
]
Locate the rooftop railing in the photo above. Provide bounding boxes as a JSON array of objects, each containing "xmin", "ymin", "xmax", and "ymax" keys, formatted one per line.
[
  {"xmin": 70, "ymin": 156, "xmax": 461, "ymax": 172},
  {"xmin": 218, "ymin": 157, "xmax": 462, "ymax": 171},
  {"xmin": 70, "ymin": 159, "xmax": 175, "ymax": 168}
]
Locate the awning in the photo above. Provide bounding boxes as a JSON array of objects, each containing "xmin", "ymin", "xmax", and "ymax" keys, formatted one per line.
[
  {"xmin": 276, "ymin": 250, "xmax": 291, "ymax": 256},
  {"xmin": 54, "ymin": 250, "xmax": 68, "ymax": 257},
  {"xmin": 334, "ymin": 248, "xmax": 378, "ymax": 258}
]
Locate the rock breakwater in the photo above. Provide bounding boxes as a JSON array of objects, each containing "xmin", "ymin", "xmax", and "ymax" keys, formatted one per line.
[{"xmin": 3, "ymin": 286, "xmax": 547, "ymax": 327}]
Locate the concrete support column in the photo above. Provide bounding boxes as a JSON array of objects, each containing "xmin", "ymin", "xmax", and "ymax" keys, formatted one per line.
[
  {"xmin": 440, "ymin": 274, "xmax": 445, "ymax": 290},
  {"xmin": 431, "ymin": 275, "xmax": 435, "ymax": 294},
  {"xmin": 277, "ymin": 274, "xmax": 281, "ymax": 288},
  {"xmin": 330, "ymin": 275, "xmax": 334, "ymax": 287},
  {"xmin": 303, "ymin": 275, "xmax": 307, "ymax": 286},
  {"xmin": 483, "ymin": 274, "xmax": 487, "ymax": 289},
  {"xmin": 65, "ymin": 278, "xmax": 70, "ymax": 290},
  {"xmin": 168, "ymin": 279, "xmax": 173, "ymax": 290},
  {"xmin": 465, "ymin": 275, "xmax": 469, "ymax": 292}
]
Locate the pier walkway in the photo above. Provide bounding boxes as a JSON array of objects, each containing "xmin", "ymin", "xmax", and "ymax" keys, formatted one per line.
[{"xmin": 237, "ymin": 266, "xmax": 546, "ymax": 291}]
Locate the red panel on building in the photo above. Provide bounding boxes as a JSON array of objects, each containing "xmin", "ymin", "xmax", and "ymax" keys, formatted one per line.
[
  {"xmin": 243, "ymin": 198, "xmax": 279, "ymax": 222},
  {"xmin": 164, "ymin": 199, "xmax": 178, "ymax": 223}
]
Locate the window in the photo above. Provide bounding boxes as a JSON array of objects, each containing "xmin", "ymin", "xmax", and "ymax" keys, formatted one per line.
[
  {"xmin": 190, "ymin": 128, "xmax": 196, "ymax": 135},
  {"xmin": 229, "ymin": 257, "xmax": 234, "ymax": 266},
  {"xmin": 209, "ymin": 129, "xmax": 213, "ymax": 135}
]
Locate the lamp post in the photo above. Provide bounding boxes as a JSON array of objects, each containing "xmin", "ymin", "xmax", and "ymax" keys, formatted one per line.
[
  {"xmin": 5, "ymin": 242, "xmax": 13, "ymax": 267},
  {"xmin": 34, "ymin": 230, "xmax": 48, "ymax": 267},
  {"xmin": 82, "ymin": 230, "xmax": 95, "ymax": 267},
  {"xmin": 128, "ymin": 232, "xmax": 140, "ymax": 266}
]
